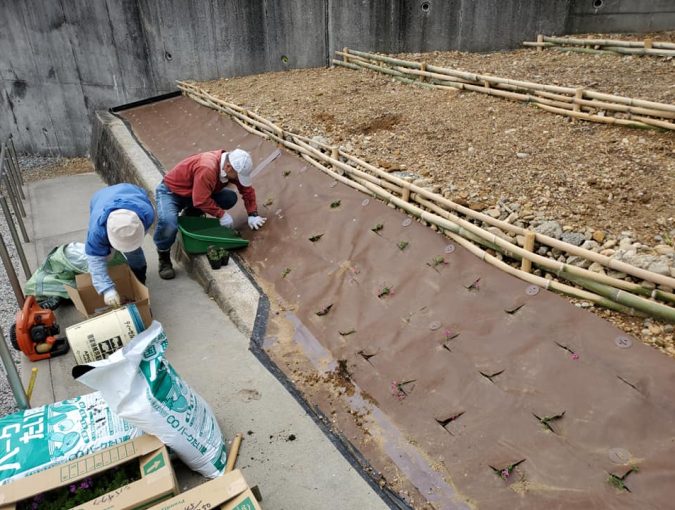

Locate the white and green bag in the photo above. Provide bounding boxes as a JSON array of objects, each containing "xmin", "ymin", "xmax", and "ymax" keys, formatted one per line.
[
  {"xmin": 0, "ymin": 392, "xmax": 140, "ymax": 485},
  {"xmin": 74, "ymin": 321, "xmax": 227, "ymax": 478}
]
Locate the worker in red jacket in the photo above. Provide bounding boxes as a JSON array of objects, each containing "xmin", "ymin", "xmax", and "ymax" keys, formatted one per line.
[{"xmin": 153, "ymin": 149, "xmax": 266, "ymax": 279}]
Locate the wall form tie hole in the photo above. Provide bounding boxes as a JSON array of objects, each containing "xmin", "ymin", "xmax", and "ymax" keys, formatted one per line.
[
  {"xmin": 593, "ymin": 0, "xmax": 603, "ymax": 8},
  {"xmin": 164, "ymin": 51, "xmax": 173, "ymax": 61},
  {"xmin": 421, "ymin": 1, "xmax": 431, "ymax": 12},
  {"xmin": 281, "ymin": 55, "xmax": 289, "ymax": 64}
]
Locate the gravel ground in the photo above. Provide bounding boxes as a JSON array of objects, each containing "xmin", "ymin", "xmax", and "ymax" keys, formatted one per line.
[{"xmin": 0, "ymin": 156, "xmax": 87, "ymax": 417}]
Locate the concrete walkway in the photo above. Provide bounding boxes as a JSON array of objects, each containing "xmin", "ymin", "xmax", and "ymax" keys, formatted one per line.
[{"xmin": 21, "ymin": 172, "xmax": 389, "ymax": 509}]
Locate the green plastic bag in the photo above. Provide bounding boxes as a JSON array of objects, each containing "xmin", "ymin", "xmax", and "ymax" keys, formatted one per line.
[{"xmin": 24, "ymin": 243, "xmax": 125, "ymax": 299}]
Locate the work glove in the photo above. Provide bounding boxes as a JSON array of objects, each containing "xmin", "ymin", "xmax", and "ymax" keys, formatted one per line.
[
  {"xmin": 219, "ymin": 213, "xmax": 234, "ymax": 229},
  {"xmin": 103, "ymin": 289, "xmax": 121, "ymax": 308},
  {"xmin": 248, "ymin": 215, "xmax": 267, "ymax": 230}
]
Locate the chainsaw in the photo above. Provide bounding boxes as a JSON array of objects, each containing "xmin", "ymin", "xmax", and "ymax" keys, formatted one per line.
[{"xmin": 10, "ymin": 296, "xmax": 69, "ymax": 361}]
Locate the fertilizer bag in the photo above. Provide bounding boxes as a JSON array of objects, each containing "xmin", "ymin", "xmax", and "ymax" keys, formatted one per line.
[
  {"xmin": 73, "ymin": 320, "xmax": 227, "ymax": 478},
  {"xmin": 0, "ymin": 392, "xmax": 141, "ymax": 485}
]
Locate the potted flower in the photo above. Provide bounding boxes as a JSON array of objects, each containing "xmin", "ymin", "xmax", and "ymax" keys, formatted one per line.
[{"xmin": 207, "ymin": 245, "xmax": 222, "ymax": 270}]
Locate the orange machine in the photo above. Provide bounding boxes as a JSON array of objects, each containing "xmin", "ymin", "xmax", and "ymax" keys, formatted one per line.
[{"xmin": 10, "ymin": 296, "xmax": 69, "ymax": 361}]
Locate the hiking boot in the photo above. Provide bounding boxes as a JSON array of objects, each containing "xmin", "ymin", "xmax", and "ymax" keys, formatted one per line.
[{"xmin": 158, "ymin": 249, "xmax": 175, "ymax": 280}]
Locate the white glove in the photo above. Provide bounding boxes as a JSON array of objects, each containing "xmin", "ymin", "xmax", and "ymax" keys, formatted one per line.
[
  {"xmin": 248, "ymin": 215, "xmax": 267, "ymax": 230},
  {"xmin": 219, "ymin": 213, "xmax": 234, "ymax": 228},
  {"xmin": 103, "ymin": 289, "xmax": 121, "ymax": 308}
]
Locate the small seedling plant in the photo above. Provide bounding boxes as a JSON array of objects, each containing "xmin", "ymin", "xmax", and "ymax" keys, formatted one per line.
[
  {"xmin": 608, "ymin": 466, "xmax": 639, "ymax": 492},
  {"xmin": 426, "ymin": 255, "xmax": 448, "ymax": 272},
  {"xmin": 489, "ymin": 459, "xmax": 526, "ymax": 482}
]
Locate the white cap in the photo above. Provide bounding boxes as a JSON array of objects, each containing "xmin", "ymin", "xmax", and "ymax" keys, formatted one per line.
[
  {"xmin": 106, "ymin": 209, "xmax": 144, "ymax": 253},
  {"xmin": 228, "ymin": 149, "xmax": 253, "ymax": 186}
]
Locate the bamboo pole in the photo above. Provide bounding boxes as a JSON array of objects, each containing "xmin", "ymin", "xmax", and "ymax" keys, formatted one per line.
[
  {"xmin": 177, "ymin": 83, "xmax": 675, "ymax": 294},
  {"xmin": 534, "ymin": 103, "xmax": 654, "ymax": 129},
  {"xmin": 524, "ymin": 41, "xmax": 675, "ymax": 57},
  {"xmin": 542, "ymin": 36, "xmax": 675, "ymax": 50}
]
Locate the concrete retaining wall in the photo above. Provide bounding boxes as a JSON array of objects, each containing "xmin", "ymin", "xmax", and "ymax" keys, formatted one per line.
[
  {"xmin": 2, "ymin": 0, "xmax": 672, "ymax": 156},
  {"xmin": 568, "ymin": 0, "xmax": 675, "ymax": 34}
]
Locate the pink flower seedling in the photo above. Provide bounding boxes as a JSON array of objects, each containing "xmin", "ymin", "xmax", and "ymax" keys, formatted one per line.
[
  {"xmin": 390, "ymin": 379, "xmax": 416, "ymax": 400},
  {"xmin": 571, "ymin": 353, "xmax": 579, "ymax": 360}
]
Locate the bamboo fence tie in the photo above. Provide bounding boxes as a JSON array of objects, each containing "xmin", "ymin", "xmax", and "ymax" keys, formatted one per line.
[{"xmin": 176, "ymin": 83, "xmax": 675, "ymax": 318}]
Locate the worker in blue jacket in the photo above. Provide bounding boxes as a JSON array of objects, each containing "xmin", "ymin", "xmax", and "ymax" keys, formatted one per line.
[{"xmin": 85, "ymin": 183, "xmax": 155, "ymax": 307}]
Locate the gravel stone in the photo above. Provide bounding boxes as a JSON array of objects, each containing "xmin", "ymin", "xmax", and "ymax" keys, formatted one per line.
[
  {"xmin": 561, "ymin": 232, "xmax": 585, "ymax": 246},
  {"xmin": 534, "ymin": 221, "xmax": 563, "ymax": 239}
]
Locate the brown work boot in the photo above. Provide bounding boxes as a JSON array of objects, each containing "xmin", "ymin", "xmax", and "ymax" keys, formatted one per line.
[{"xmin": 158, "ymin": 249, "xmax": 175, "ymax": 280}]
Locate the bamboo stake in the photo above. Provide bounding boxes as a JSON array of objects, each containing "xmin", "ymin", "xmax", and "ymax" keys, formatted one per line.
[
  {"xmin": 178, "ymin": 83, "xmax": 675, "ymax": 293},
  {"xmin": 225, "ymin": 433, "xmax": 243, "ymax": 473},
  {"xmin": 521, "ymin": 232, "xmax": 536, "ymax": 272},
  {"xmin": 536, "ymin": 34, "xmax": 544, "ymax": 52},
  {"xmin": 26, "ymin": 367, "xmax": 38, "ymax": 404}
]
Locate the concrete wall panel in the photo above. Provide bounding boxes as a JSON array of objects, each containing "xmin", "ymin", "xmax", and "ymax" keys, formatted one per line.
[{"xmin": 568, "ymin": 0, "xmax": 675, "ymax": 33}]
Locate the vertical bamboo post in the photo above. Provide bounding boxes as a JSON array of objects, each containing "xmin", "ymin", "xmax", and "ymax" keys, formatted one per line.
[
  {"xmin": 420, "ymin": 62, "xmax": 427, "ymax": 82},
  {"xmin": 644, "ymin": 38, "xmax": 653, "ymax": 49},
  {"xmin": 331, "ymin": 146, "xmax": 343, "ymax": 175},
  {"xmin": 342, "ymin": 47, "xmax": 350, "ymax": 63},
  {"xmin": 401, "ymin": 187, "xmax": 411, "ymax": 202},
  {"xmin": 225, "ymin": 433, "xmax": 243, "ymax": 473},
  {"xmin": 521, "ymin": 231, "xmax": 536, "ymax": 273},
  {"xmin": 537, "ymin": 34, "xmax": 544, "ymax": 52}
]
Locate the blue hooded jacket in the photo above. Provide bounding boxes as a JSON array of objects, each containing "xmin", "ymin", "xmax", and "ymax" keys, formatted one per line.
[{"xmin": 85, "ymin": 184, "xmax": 154, "ymax": 294}]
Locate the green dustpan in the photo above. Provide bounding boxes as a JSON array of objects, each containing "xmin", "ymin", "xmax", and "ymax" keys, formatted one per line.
[{"xmin": 178, "ymin": 216, "xmax": 250, "ymax": 254}]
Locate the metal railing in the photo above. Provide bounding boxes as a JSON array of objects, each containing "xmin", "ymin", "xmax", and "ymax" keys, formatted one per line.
[{"xmin": 0, "ymin": 136, "xmax": 30, "ymax": 410}]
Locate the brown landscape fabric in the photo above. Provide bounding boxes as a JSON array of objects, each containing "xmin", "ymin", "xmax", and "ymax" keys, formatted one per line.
[{"xmin": 118, "ymin": 95, "xmax": 675, "ymax": 510}]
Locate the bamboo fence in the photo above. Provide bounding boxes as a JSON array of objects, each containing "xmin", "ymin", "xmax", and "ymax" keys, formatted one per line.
[
  {"xmin": 332, "ymin": 48, "xmax": 675, "ymax": 131},
  {"xmin": 176, "ymin": 81, "xmax": 675, "ymax": 322},
  {"xmin": 524, "ymin": 34, "xmax": 675, "ymax": 58}
]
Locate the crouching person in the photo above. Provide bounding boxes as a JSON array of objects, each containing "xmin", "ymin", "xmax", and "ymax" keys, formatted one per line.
[
  {"xmin": 153, "ymin": 148, "xmax": 266, "ymax": 279},
  {"xmin": 85, "ymin": 183, "xmax": 155, "ymax": 307}
]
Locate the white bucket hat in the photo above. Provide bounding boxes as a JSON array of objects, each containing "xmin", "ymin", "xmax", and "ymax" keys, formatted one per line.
[
  {"xmin": 106, "ymin": 209, "xmax": 144, "ymax": 253},
  {"xmin": 228, "ymin": 149, "xmax": 253, "ymax": 186}
]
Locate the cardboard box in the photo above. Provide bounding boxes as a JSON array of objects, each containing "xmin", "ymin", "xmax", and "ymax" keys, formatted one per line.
[
  {"xmin": 66, "ymin": 264, "xmax": 152, "ymax": 327},
  {"xmin": 147, "ymin": 470, "xmax": 262, "ymax": 510},
  {"xmin": 0, "ymin": 435, "xmax": 178, "ymax": 510}
]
